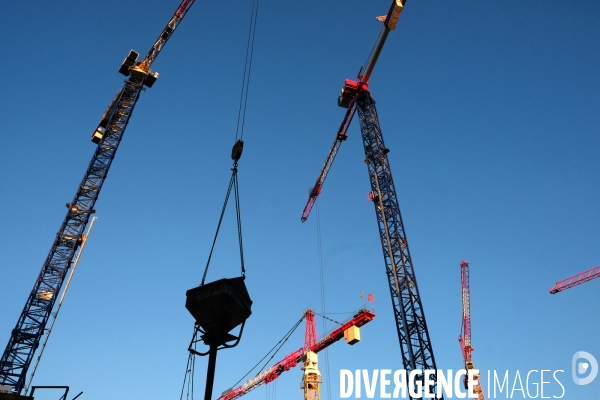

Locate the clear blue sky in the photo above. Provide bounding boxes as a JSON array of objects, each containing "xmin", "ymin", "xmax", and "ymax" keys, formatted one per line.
[{"xmin": 1, "ymin": 1, "xmax": 599, "ymax": 399}]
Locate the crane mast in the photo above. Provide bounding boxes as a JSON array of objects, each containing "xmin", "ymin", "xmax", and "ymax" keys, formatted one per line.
[
  {"xmin": 302, "ymin": 311, "xmax": 320, "ymax": 400},
  {"xmin": 458, "ymin": 261, "xmax": 484, "ymax": 400},
  {"xmin": 0, "ymin": 0, "xmax": 196, "ymax": 393},
  {"xmin": 357, "ymin": 91, "xmax": 440, "ymax": 396},
  {"xmin": 550, "ymin": 265, "xmax": 600, "ymax": 294},
  {"xmin": 301, "ymin": 1, "xmax": 443, "ymax": 397}
]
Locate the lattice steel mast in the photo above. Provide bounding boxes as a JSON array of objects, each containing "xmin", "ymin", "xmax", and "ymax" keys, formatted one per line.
[
  {"xmin": 301, "ymin": 1, "xmax": 443, "ymax": 397},
  {"xmin": 0, "ymin": 0, "xmax": 196, "ymax": 393},
  {"xmin": 458, "ymin": 261, "xmax": 484, "ymax": 399},
  {"xmin": 358, "ymin": 92, "xmax": 439, "ymax": 389}
]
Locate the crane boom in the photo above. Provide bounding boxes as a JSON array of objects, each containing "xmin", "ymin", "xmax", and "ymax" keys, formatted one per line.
[
  {"xmin": 550, "ymin": 266, "xmax": 600, "ymax": 294},
  {"xmin": 142, "ymin": 0, "xmax": 195, "ymax": 68},
  {"xmin": 360, "ymin": 0, "xmax": 404, "ymax": 85},
  {"xmin": 301, "ymin": 104, "xmax": 356, "ymax": 222},
  {"xmin": 0, "ymin": 0, "xmax": 196, "ymax": 393},
  {"xmin": 218, "ymin": 309, "xmax": 375, "ymax": 400},
  {"xmin": 300, "ymin": 1, "xmax": 406, "ymax": 221},
  {"xmin": 300, "ymin": 0, "xmax": 405, "ymax": 223}
]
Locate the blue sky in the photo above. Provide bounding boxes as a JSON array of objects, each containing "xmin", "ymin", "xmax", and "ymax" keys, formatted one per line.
[{"xmin": 1, "ymin": 0, "xmax": 599, "ymax": 399}]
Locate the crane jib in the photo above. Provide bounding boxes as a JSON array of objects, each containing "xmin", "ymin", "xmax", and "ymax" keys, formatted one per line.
[{"xmin": 217, "ymin": 309, "xmax": 375, "ymax": 400}]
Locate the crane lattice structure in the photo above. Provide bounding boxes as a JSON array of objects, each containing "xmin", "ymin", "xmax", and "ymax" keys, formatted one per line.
[
  {"xmin": 550, "ymin": 266, "xmax": 600, "ymax": 294},
  {"xmin": 218, "ymin": 308, "xmax": 375, "ymax": 400},
  {"xmin": 0, "ymin": 0, "xmax": 196, "ymax": 393},
  {"xmin": 458, "ymin": 261, "xmax": 484, "ymax": 400},
  {"xmin": 300, "ymin": 1, "xmax": 442, "ymax": 397}
]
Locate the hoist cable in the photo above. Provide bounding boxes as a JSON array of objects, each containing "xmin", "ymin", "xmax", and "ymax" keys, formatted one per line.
[
  {"xmin": 256, "ymin": 318, "xmax": 302, "ymax": 376},
  {"xmin": 234, "ymin": 170, "xmax": 245, "ymax": 276},
  {"xmin": 235, "ymin": 0, "xmax": 260, "ymax": 141},
  {"xmin": 200, "ymin": 169, "xmax": 236, "ymax": 285},
  {"xmin": 315, "ymin": 201, "xmax": 332, "ymax": 400},
  {"xmin": 180, "ymin": 326, "xmax": 197, "ymax": 400},
  {"xmin": 313, "ymin": 312, "xmax": 341, "ymax": 327},
  {"xmin": 199, "ymin": 0, "xmax": 258, "ymax": 285},
  {"xmin": 229, "ymin": 316, "xmax": 304, "ymax": 388},
  {"xmin": 178, "ymin": 354, "xmax": 190, "ymax": 400},
  {"xmin": 239, "ymin": 0, "xmax": 259, "ymax": 140}
]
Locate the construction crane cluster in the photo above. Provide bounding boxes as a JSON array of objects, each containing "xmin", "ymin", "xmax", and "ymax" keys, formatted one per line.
[{"xmin": 0, "ymin": 0, "xmax": 597, "ymax": 399}]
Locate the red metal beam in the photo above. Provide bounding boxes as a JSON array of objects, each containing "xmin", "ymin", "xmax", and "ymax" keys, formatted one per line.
[
  {"xmin": 550, "ymin": 266, "xmax": 600, "ymax": 294},
  {"xmin": 218, "ymin": 309, "xmax": 375, "ymax": 400},
  {"xmin": 301, "ymin": 103, "xmax": 356, "ymax": 222}
]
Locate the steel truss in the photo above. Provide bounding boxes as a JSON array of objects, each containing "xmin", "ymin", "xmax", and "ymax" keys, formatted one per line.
[
  {"xmin": 0, "ymin": 0, "xmax": 197, "ymax": 391},
  {"xmin": 356, "ymin": 91, "xmax": 442, "ymax": 399},
  {"xmin": 0, "ymin": 72, "xmax": 145, "ymax": 393}
]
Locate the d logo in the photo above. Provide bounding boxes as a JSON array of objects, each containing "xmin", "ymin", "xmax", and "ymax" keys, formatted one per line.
[{"xmin": 572, "ymin": 351, "xmax": 598, "ymax": 385}]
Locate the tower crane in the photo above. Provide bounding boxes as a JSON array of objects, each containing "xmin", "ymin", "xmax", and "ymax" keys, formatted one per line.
[
  {"xmin": 300, "ymin": 1, "xmax": 442, "ymax": 397},
  {"xmin": 0, "ymin": 0, "xmax": 196, "ymax": 394},
  {"xmin": 458, "ymin": 261, "xmax": 484, "ymax": 400},
  {"xmin": 218, "ymin": 308, "xmax": 376, "ymax": 400},
  {"xmin": 549, "ymin": 266, "xmax": 600, "ymax": 294}
]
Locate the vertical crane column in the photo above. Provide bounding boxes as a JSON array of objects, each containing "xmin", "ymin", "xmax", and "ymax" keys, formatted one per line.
[
  {"xmin": 0, "ymin": 70, "xmax": 146, "ymax": 394},
  {"xmin": 302, "ymin": 310, "xmax": 321, "ymax": 400},
  {"xmin": 0, "ymin": 0, "xmax": 196, "ymax": 391},
  {"xmin": 458, "ymin": 261, "xmax": 484, "ymax": 400},
  {"xmin": 356, "ymin": 91, "xmax": 441, "ymax": 398},
  {"xmin": 460, "ymin": 261, "xmax": 472, "ymax": 361}
]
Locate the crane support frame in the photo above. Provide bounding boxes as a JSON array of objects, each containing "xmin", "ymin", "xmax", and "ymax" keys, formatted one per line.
[
  {"xmin": 356, "ymin": 91, "xmax": 441, "ymax": 399},
  {"xmin": 0, "ymin": 72, "xmax": 145, "ymax": 393},
  {"xmin": 550, "ymin": 265, "xmax": 600, "ymax": 294},
  {"xmin": 0, "ymin": 0, "xmax": 197, "ymax": 391}
]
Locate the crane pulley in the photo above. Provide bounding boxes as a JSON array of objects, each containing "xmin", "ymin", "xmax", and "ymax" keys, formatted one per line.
[{"xmin": 0, "ymin": 0, "xmax": 197, "ymax": 393}]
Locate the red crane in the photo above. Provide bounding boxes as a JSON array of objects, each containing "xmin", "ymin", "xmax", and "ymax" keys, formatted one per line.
[
  {"xmin": 458, "ymin": 261, "xmax": 484, "ymax": 400},
  {"xmin": 218, "ymin": 308, "xmax": 376, "ymax": 400},
  {"xmin": 549, "ymin": 266, "xmax": 600, "ymax": 294}
]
